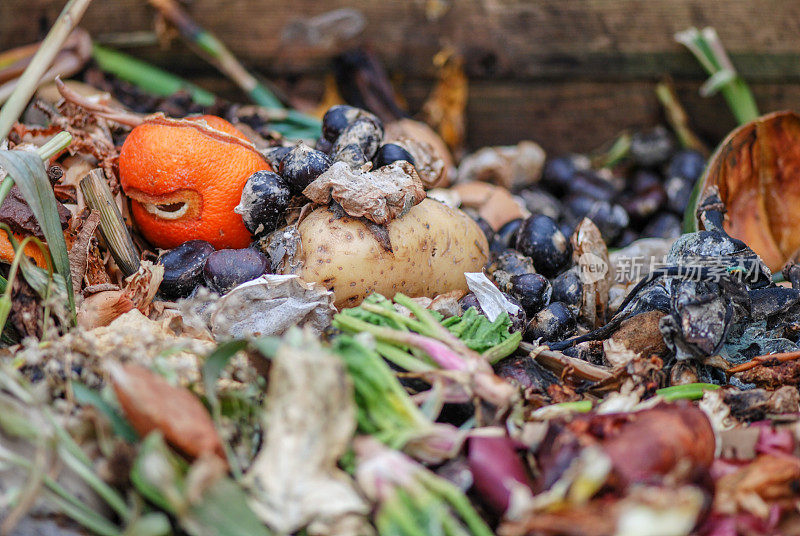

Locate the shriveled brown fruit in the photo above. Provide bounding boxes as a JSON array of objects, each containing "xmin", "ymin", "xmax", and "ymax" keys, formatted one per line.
[
  {"xmin": 536, "ymin": 404, "xmax": 715, "ymax": 492},
  {"xmin": 385, "ymin": 118, "xmax": 454, "ymax": 185},
  {"xmin": 599, "ymin": 404, "xmax": 715, "ymax": 487},
  {"xmin": 694, "ymin": 111, "xmax": 800, "ymax": 271},
  {"xmin": 110, "ymin": 363, "xmax": 226, "ymax": 464}
]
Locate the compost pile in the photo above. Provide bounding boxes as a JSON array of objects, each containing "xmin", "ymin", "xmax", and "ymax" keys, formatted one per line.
[{"xmin": 2, "ymin": 16, "xmax": 800, "ymax": 536}]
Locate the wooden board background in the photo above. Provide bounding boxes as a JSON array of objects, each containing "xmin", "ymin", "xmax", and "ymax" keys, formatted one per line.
[{"xmin": 2, "ymin": 0, "xmax": 800, "ymax": 154}]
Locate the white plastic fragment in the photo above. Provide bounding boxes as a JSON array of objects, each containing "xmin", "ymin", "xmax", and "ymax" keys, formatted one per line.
[{"xmin": 464, "ymin": 272, "xmax": 521, "ymax": 321}]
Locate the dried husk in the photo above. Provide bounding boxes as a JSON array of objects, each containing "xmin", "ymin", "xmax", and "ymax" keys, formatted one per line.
[
  {"xmin": 571, "ymin": 218, "xmax": 611, "ymax": 328},
  {"xmin": 303, "ymin": 161, "xmax": 426, "ymax": 225},
  {"xmin": 693, "ymin": 110, "xmax": 800, "ymax": 271}
]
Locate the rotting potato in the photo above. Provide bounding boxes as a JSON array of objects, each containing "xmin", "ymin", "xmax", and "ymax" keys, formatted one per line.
[{"xmin": 294, "ymin": 198, "xmax": 489, "ymax": 308}]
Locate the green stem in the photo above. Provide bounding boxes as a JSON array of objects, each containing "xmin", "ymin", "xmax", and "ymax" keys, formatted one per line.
[
  {"xmin": 147, "ymin": 0, "xmax": 321, "ymax": 137},
  {"xmin": 481, "ymin": 332, "xmax": 522, "ymax": 364},
  {"xmin": 0, "ymin": 132, "xmax": 72, "ymax": 212},
  {"xmin": 375, "ymin": 341, "xmax": 434, "ymax": 372},
  {"xmin": 655, "ymin": 81, "xmax": 709, "ymax": 155},
  {"xmin": 91, "ymin": 45, "xmax": 215, "ymax": 106},
  {"xmin": 592, "ymin": 132, "xmax": 631, "ymax": 169},
  {"xmin": 675, "ymin": 27, "xmax": 759, "ymax": 125},
  {"xmin": 721, "ymin": 79, "xmax": 760, "ymax": 125},
  {"xmin": 551, "ymin": 400, "xmax": 593, "ymax": 413},
  {"xmin": 0, "ymin": 0, "xmax": 94, "ymax": 141},
  {"xmin": 416, "ymin": 471, "xmax": 493, "ymax": 536},
  {"xmin": 656, "ymin": 382, "xmax": 719, "ymax": 402},
  {"xmin": 44, "ymin": 491, "xmax": 121, "ymax": 536}
]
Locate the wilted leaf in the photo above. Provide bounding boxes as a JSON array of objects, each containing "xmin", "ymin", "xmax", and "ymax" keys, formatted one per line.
[
  {"xmin": 68, "ymin": 210, "xmax": 100, "ymax": 293},
  {"xmin": 110, "ymin": 363, "xmax": 226, "ymax": 463},
  {"xmin": 243, "ymin": 330, "xmax": 370, "ymax": 535},
  {"xmin": 131, "ymin": 433, "xmax": 269, "ymax": 536},
  {"xmin": 691, "ymin": 111, "xmax": 800, "ymax": 271},
  {"xmin": 0, "ymin": 185, "xmax": 71, "ymax": 240}
]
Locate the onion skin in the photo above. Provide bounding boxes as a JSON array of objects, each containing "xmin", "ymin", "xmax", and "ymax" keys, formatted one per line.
[
  {"xmin": 468, "ymin": 435, "xmax": 532, "ymax": 514},
  {"xmin": 294, "ymin": 198, "xmax": 489, "ymax": 309}
]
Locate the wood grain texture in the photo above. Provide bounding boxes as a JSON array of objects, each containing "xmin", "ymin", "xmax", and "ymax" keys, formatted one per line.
[
  {"xmin": 4, "ymin": 0, "xmax": 800, "ymax": 79},
  {"xmin": 2, "ymin": 0, "xmax": 800, "ymax": 153}
]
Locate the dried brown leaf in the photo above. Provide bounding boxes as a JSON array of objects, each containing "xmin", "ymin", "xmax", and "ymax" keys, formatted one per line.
[
  {"xmin": 68, "ymin": 210, "xmax": 100, "ymax": 293},
  {"xmin": 243, "ymin": 331, "xmax": 369, "ymax": 535},
  {"xmin": 303, "ymin": 161, "xmax": 426, "ymax": 225},
  {"xmin": 572, "ymin": 218, "xmax": 611, "ymax": 328},
  {"xmin": 0, "ymin": 184, "xmax": 71, "ymax": 240}
]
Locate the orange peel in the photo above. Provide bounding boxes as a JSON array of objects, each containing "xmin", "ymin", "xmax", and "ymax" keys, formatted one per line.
[{"xmin": 119, "ymin": 114, "xmax": 271, "ymax": 249}]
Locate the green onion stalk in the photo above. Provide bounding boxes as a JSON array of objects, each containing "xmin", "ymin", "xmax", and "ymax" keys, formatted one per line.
[
  {"xmin": 333, "ymin": 294, "xmax": 517, "ymax": 409},
  {"xmin": 354, "ymin": 436, "xmax": 493, "ymax": 536},
  {"xmin": 675, "ymin": 27, "xmax": 759, "ymax": 125},
  {"xmin": 91, "ymin": 45, "xmax": 215, "ymax": 106},
  {"xmin": 333, "ymin": 335, "xmax": 463, "ymax": 464}
]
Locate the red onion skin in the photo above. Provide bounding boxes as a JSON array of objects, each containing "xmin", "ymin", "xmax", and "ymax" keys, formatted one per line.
[{"xmin": 467, "ymin": 435, "xmax": 532, "ymax": 514}]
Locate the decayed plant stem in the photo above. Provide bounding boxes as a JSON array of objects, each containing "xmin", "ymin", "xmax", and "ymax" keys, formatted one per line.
[
  {"xmin": 0, "ymin": 0, "xmax": 94, "ymax": 141},
  {"xmin": 675, "ymin": 27, "xmax": 759, "ymax": 125},
  {"xmin": 727, "ymin": 349, "xmax": 800, "ymax": 374},
  {"xmin": 79, "ymin": 169, "xmax": 141, "ymax": 277},
  {"xmin": 146, "ymin": 0, "xmax": 320, "ymax": 135},
  {"xmin": 656, "ymin": 79, "xmax": 709, "ymax": 156}
]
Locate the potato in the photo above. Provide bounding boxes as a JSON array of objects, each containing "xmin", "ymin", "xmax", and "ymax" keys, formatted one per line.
[{"xmin": 294, "ymin": 198, "xmax": 489, "ymax": 308}]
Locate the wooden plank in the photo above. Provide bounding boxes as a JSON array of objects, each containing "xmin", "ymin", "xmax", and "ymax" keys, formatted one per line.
[
  {"xmin": 2, "ymin": 0, "xmax": 800, "ymax": 80},
  {"xmin": 3, "ymin": 1, "xmax": 799, "ymax": 154},
  {"xmin": 176, "ymin": 75, "xmax": 800, "ymax": 154},
  {"xmin": 400, "ymin": 80, "xmax": 800, "ymax": 154}
]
